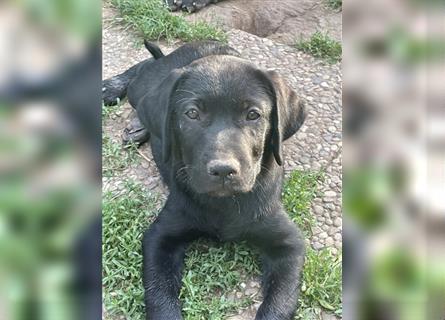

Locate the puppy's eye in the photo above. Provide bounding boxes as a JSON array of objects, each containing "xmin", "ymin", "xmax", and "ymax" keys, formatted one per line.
[
  {"xmin": 246, "ymin": 110, "xmax": 261, "ymax": 121},
  {"xmin": 185, "ymin": 108, "xmax": 200, "ymax": 120}
]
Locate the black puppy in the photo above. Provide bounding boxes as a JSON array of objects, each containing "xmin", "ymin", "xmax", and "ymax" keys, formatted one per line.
[{"xmin": 103, "ymin": 41, "xmax": 307, "ymax": 320}]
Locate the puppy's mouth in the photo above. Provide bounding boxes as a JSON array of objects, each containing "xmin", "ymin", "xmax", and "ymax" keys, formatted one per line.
[
  {"xmin": 201, "ymin": 177, "xmax": 255, "ymax": 198},
  {"xmin": 207, "ymin": 183, "xmax": 240, "ymax": 198},
  {"xmin": 207, "ymin": 189, "xmax": 236, "ymax": 198}
]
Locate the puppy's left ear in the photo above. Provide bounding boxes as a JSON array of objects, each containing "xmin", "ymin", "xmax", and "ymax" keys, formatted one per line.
[
  {"xmin": 263, "ymin": 70, "xmax": 307, "ymax": 166},
  {"xmin": 159, "ymin": 69, "xmax": 186, "ymax": 163}
]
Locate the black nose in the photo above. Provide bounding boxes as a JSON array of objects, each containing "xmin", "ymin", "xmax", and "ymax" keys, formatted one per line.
[{"xmin": 207, "ymin": 160, "xmax": 238, "ymax": 179}]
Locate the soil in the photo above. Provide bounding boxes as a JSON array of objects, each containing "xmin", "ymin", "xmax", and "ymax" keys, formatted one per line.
[{"xmin": 180, "ymin": 0, "xmax": 342, "ymax": 45}]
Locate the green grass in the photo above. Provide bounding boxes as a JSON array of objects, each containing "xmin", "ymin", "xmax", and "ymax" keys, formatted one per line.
[
  {"xmin": 297, "ymin": 247, "xmax": 342, "ymax": 319},
  {"xmin": 296, "ymin": 32, "xmax": 342, "ymax": 64},
  {"xmin": 103, "ymin": 181, "xmax": 158, "ymax": 319},
  {"xmin": 283, "ymin": 170, "xmax": 324, "ymax": 238},
  {"xmin": 180, "ymin": 241, "xmax": 259, "ymax": 320},
  {"xmin": 102, "ymin": 102, "xmax": 141, "ymax": 178},
  {"xmin": 103, "ymin": 135, "xmax": 139, "ymax": 178},
  {"xmin": 110, "ymin": 0, "xmax": 226, "ymax": 42},
  {"xmin": 102, "ymin": 101, "xmax": 122, "ymax": 119},
  {"xmin": 284, "ymin": 171, "xmax": 341, "ymax": 319},
  {"xmin": 326, "ymin": 0, "xmax": 342, "ymax": 11},
  {"xmin": 102, "ymin": 171, "xmax": 342, "ymax": 319}
]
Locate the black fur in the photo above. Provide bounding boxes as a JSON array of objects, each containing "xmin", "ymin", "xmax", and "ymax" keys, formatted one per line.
[
  {"xmin": 144, "ymin": 40, "xmax": 165, "ymax": 59},
  {"xmin": 103, "ymin": 41, "xmax": 307, "ymax": 320}
]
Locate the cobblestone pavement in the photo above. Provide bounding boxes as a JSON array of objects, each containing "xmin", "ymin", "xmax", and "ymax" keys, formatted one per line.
[{"xmin": 103, "ymin": 5, "xmax": 341, "ymax": 319}]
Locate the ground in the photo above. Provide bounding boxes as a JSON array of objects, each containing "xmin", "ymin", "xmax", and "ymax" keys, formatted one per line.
[
  {"xmin": 102, "ymin": 2, "xmax": 342, "ymax": 319},
  {"xmin": 181, "ymin": 0, "xmax": 342, "ymax": 45}
]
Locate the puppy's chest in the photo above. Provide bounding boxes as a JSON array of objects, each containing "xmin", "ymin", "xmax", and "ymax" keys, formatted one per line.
[
  {"xmin": 202, "ymin": 219, "xmax": 244, "ymax": 242},
  {"xmin": 194, "ymin": 202, "xmax": 254, "ymax": 241}
]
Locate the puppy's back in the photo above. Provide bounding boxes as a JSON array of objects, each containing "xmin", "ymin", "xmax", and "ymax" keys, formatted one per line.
[{"xmin": 127, "ymin": 42, "xmax": 240, "ymax": 107}]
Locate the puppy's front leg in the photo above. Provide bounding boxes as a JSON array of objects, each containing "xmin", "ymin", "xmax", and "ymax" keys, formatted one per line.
[
  {"xmin": 248, "ymin": 213, "xmax": 305, "ymax": 320},
  {"xmin": 142, "ymin": 209, "xmax": 194, "ymax": 320}
]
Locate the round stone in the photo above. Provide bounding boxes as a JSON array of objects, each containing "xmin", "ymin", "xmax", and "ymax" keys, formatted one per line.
[
  {"xmin": 313, "ymin": 242, "xmax": 324, "ymax": 250},
  {"xmin": 334, "ymin": 217, "xmax": 342, "ymax": 227},
  {"xmin": 313, "ymin": 205, "xmax": 324, "ymax": 215},
  {"xmin": 325, "ymin": 237, "xmax": 334, "ymax": 247},
  {"xmin": 325, "ymin": 190, "xmax": 336, "ymax": 198},
  {"xmin": 319, "ymin": 232, "xmax": 328, "ymax": 239}
]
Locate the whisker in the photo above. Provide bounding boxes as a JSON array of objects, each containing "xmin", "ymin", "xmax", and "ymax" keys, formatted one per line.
[
  {"xmin": 175, "ymin": 165, "xmax": 198, "ymax": 192},
  {"xmin": 176, "ymin": 89, "xmax": 198, "ymax": 97},
  {"xmin": 176, "ymin": 97, "xmax": 196, "ymax": 105}
]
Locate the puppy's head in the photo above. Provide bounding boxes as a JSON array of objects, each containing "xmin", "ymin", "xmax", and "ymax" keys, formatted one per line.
[{"xmin": 159, "ymin": 56, "xmax": 306, "ymax": 197}]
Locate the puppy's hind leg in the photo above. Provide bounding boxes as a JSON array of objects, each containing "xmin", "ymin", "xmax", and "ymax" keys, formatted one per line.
[
  {"xmin": 103, "ymin": 41, "xmax": 163, "ymax": 106},
  {"xmin": 102, "ymin": 76, "xmax": 129, "ymax": 106},
  {"xmin": 102, "ymin": 61, "xmax": 144, "ymax": 106}
]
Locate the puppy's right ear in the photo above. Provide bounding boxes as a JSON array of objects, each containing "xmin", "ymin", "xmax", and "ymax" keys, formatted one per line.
[
  {"xmin": 253, "ymin": 69, "xmax": 306, "ymax": 166},
  {"xmin": 159, "ymin": 69, "xmax": 185, "ymax": 163}
]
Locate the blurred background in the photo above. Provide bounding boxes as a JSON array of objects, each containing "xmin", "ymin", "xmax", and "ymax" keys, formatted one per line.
[
  {"xmin": 0, "ymin": 0, "xmax": 101, "ymax": 319},
  {"xmin": 343, "ymin": 0, "xmax": 445, "ymax": 319},
  {"xmin": 0, "ymin": 0, "xmax": 444, "ymax": 319}
]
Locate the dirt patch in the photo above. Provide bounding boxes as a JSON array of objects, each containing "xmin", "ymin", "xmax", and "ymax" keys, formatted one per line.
[{"xmin": 181, "ymin": 0, "xmax": 341, "ymax": 45}]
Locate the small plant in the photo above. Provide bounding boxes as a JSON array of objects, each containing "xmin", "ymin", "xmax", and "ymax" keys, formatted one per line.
[
  {"xmin": 110, "ymin": 0, "xmax": 226, "ymax": 42},
  {"xmin": 102, "ymin": 135, "xmax": 139, "ymax": 178},
  {"xmin": 297, "ymin": 247, "xmax": 342, "ymax": 319},
  {"xmin": 283, "ymin": 170, "xmax": 324, "ymax": 237},
  {"xmin": 296, "ymin": 32, "xmax": 342, "ymax": 64},
  {"xmin": 283, "ymin": 171, "xmax": 342, "ymax": 319},
  {"xmin": 102, "ymin": 101, "xmax": 122, "ymax": 119},
  {"xmin": 180, "ymin": 240, "xmax": 260, "ymax": 320},
  {"xmin": 327, "ymin": 0, "xmax": 342, "ymax": 11}
]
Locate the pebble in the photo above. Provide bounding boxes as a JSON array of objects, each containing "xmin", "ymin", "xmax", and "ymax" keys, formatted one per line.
[
  {"xmin": 325, "ymin": 191, "xmax": 337, "ymax": 198},
  {"xmin": 320, "ymin": 81, "xmax": 329, "ymax": 88},
  {"xmin": 334, "ymin": 217, "xmax": 342, "ymax": 227},
  {"xmin": 313, "ymin": 205, "xmax": 324, "ymax": 215},
  {"xmin": 313, "ymin": 242, "xmax": 324, "ymax": 250},
  {"xmin": 325, "ymin": 237, "xmax": 334, "ymax": 246},
  {"xmin": 245, "ymin": 288, "xmax": 258, "ymax": 296}
]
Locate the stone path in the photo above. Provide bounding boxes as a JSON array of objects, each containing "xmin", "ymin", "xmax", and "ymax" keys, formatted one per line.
[{"xmin": 103, "ymin": 4, "xmax": 342, "ymax": 319}]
